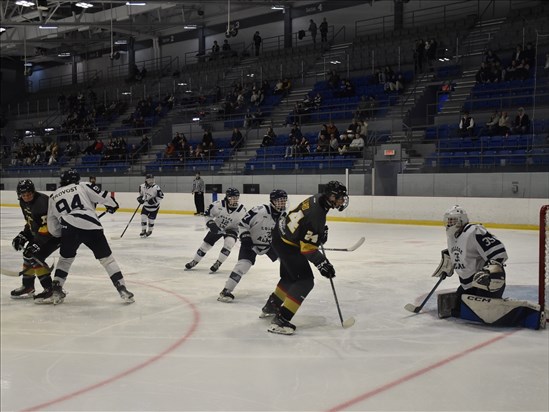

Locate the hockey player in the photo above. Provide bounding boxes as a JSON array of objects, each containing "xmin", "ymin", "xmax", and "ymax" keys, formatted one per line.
[
  {"xmin": 261, "ymin": 181, "xmax": 349, "ymax": 335},
  {"xmin": 137, "ymin": 174, "xmax": 164, "ymax": 237},
  {"xmin": 218, "ymin": 189, "xmax": 288, "ymax": 302},
  {"xmin": 47, "ymin": 169, "xmax": 134, "ymax": 304},
  {"xmin": 10, "ymin": 179, "xmax": 61, "ymax": 303},
  {"xmin": 185, "ymin": 187, "xmax": 247, "ymax": 273},
  {"xmin": 435, "ymin": 205, "xmax": 544, "ymax": 329}
]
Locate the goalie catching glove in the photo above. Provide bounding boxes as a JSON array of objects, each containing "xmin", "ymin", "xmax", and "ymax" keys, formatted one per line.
[
  {"xmin": 12, "ymin": 232, "xmax": 28, "ymax": 251},
  {"xmin": 207, "ymin": 220, "xmax": 221, "ymax": 234},
  {"xmin": 432, "ymin": 249, "xmax": 454, "ymax": 278},
  {"xmin": 472, "ymin": 260, "xmax": 505, "ymax": 292}
]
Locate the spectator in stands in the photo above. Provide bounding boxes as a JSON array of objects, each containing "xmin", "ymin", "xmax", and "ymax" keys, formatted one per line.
[
  {"xmin": 328, "ymin": 133, "xmax": 339, "ymax": 155},
  {"xmin": 222, "ymin": 39, "xmax": 232, "ymax": 58},
  {"xmin": 426, "ymin": 38, "xmax": 438, "ymax": 71},
  {"xmin": 511, "ymin": 107, "xmax": 530, "ymax": 135},
  {"xmin": 211, "ymin": 40, "xmax": 220, "ymax": 57},
  {"xmin": 328, "ymin": 70, "xmax": 340, "ymax": 90},
  {"xmin": 273, "ymin": 79, "xmax": 285, "ymax": 95},
  {"xmin": 338, "ymin": 131, "xmax": 353, "ymax": 155},
  {"xmin": 308, "ymin": 19, "xmax": 317, "ymax": 45},
  {"xmin": 289, "ymin": 123, "xmax": 303, "ymax": 142},
  {"xmin": 315, "ymin": 133, "xmax": 329, "ymax": 154},
  {"xmin": 253, "ymin": 31, "xmax": 262, "ymax": 56},
  {"xmin": 414, "ymin": 39, "xmax": 425, "ymax": 74},
  {"xmin": 313, "ymin": 92, "xmax": 322, "ymax": 110},
  {"xmin": 164, "ymin": 142, "xmax": 176, "ymax": 159},
  {"xmin": 297, "ymin": 135, "xmax": 311, "ymax": 156},
  {"xmin": 230, "ymin": 128, "xmax": 243, "ymax": 150},
  {"xmin": 475, "ymin": 62, "xmax": 490, "ymax": 84},
  {"xmin": 511, "ymin": 44, "xmax": 524, "ymax": 63},
  {"xmin": 348, "ymin": 134, "xmax": 365, "ymax": 157},
  {"xmin": 484, "ymin": 49, "xmax": 500, "ymax": 66},
  {"xmin": 252, "ymin": 108, "xmax": 264, "ymax": 128},
  {"xmin": 515, "ymin": 58, "xmax": 531, "ymax": 80},
  {"xmin": 260, "ymin": 127, "xmax": 276, "ymax": 147},
  {"xmin": 478, "ymin": 110, "xmax": 501, "ymax": 137},
  {"xmin": 504, "ymin": 60, "xmax": 518, "ymax": 81},
  {"xmin": 281, "ymin": 78, "xmax": 292, "ymax": 96},
  {"xmin": 326, "ymin": 121, "xmax": 339, "ymax": 138},
  {"xmin": 317, "ymin": 124, "xmax": 329, "ymax": 141},
  {"xmin": 489, "ymin": 61, "xmax": 503, "ymax": 83},
  {"xmin": 244, "ymin": 109, "xmax": 253, "ymax": 129},
  {"xmin": 319, "ymin": 17, "xmax": 328, "ymax": 43},
  {"xmin": 284, "ymin": 134, "xmax": 299, "ymax": 159},
  {"xmin": 202, "ymin": 130, "xmax": 215, "ymax": 158},
  {"xmin": 458, "ymin": 111, "xmax": 475, "ymax": 137},
  {"xmin": 355, "ymin": 119, "xmax": 368, "ymax": 137},
  {"xmin": 496, "ymin": 111, "xmax": 511, "ymax": 136}
]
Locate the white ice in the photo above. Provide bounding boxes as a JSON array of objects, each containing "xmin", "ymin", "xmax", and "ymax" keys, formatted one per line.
[{"xmin": 1, "ymin": 207, "xmax": 547, "ymax": 412}]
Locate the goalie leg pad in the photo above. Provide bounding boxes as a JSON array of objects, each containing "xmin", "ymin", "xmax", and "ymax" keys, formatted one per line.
[
  {"xmin": 437, "ymin": 292, "xmax": 459, "ymax": 318},
  {"xmin": 460, "ymin": 294, "xmax": 543, "ymax": 330}
]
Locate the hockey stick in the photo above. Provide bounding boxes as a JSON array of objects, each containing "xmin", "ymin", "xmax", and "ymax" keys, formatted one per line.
[
  {"xmin": 320, "ymin": 244, "xmax": 356, "ymax": 328},
  {"xmin": 323, "ymin": 237, "xmax": 365, "ymax": 252},
  {"xmin": 112, "ymin": 204, "xmax": 140, "ymax": 240},
  {"xmin": 404, "ymin": 274, "xmax": 446, "ymax": 314}
]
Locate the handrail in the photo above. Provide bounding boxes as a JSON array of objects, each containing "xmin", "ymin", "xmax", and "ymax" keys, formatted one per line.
[{"xmin": 38, "ymin": 69, "xmax": 102, "ymax": 92}]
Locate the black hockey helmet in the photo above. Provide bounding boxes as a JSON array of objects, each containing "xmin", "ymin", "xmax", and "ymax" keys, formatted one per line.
[
  {"xmin": 145, "ymin": 174, "xmax": 155, "ymax": 186},
  {"xmin": 270, "ymin": 189, "xmax": 288, "ymax": 212},
  {"xmin": 60, "ymin": 169, "xmax": 81, "ymax": 186},
  {"xmin": 225, "ymin": 187, "xmax": 240, "ymax": 207},
  {"xmin": 16, "ymin": 179, "xmax": 35, "ymax": 198},
  {"xmin": 322, "ymin": 181, "xmax": 349, "ymax": 211}
]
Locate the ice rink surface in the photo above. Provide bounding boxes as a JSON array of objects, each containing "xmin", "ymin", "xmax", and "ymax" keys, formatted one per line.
[{"xmin": 1, "ymin": 206, "xmax": 547, "ymax": 412}]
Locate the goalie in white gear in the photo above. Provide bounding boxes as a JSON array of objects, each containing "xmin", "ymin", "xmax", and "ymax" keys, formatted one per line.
[
  {"xmin": 218, "ymin": 189, "xmax": 288, "ymax": 302},
  {"xmin": 435, "ymin": 205, "xmax": 544, "ymax": 329},
  {"xmin": 185, "ymin": 188, "xmax": 247, "ymax": 273}
]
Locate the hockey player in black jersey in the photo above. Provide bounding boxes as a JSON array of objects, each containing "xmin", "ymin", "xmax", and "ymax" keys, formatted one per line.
[
  {"xmin": 262, "ymin": 181, "xmax": 349, "ymax": 335},
  {"xmin": 10, "ymin": 179, "xmax": 61, "ymax": 303}
]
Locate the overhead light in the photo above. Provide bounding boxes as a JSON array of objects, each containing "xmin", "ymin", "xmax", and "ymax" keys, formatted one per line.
[
  {"xmin": 58, "ymin": 52, "xmax": 71, "ymax": 57},
  {"xmin": 126, "ymin": 2, "xmax": 146, "ymax": 5},
  {"xmin": 114, "ymin": 39, "xmax": 127, "ymax": 45},
  {"xmin": 24, "ymin": 62, "xmax": 33, "ymax": 67},
  {"xmin": 192, "ymin": 117, "xmax": 200, "ymax": 122},
  {"xmin": 39, "ymin": 25, "xmax": 58, "ymax": 29},
  {"xmin": 121, "ymin": 91, "xmax": 132, "ymax": 95},
  {"xmin": 75, "ymin": 2, "xmax": 93, "ymax": 8},
  {"xmin": 271, "ymin": 5, "xmax": 284, "ymax": 10},
  {"xmin": 15, "ymin": 0, "xmax": 34, "ymax": 6},
  {"xmin": 330, "ymin": 60, "xmax": 341, "ymax": 64},
  {"xmin": 177, "ymin": 82, "xmax": 187, "ymax": 86},
  {"xmin": 0, "ymin": 27, "xmax": 6, "ymax": 33},
  {"xmin": 44, "ymin": 127, "xmax": 54, "ymax": 132},
  {"xmin": 183, "ymin": 25, "xmax": 197, "ymax": 30}
]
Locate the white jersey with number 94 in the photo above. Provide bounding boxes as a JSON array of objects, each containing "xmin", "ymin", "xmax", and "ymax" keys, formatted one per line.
[{"xmin": 47, "ymin": 182, "xmax": 119, "ymax": 237}]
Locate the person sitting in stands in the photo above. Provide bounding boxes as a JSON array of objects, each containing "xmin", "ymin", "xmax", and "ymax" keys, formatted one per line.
[
  {"xmin": 230, "ymin": 128, "xmax": 243, "ymax": 150},
  {"xmin": 458, "ymin": 111, "xmax": 475, "ymax": 137},
  {"xmin": 261, "ymin": 127, "xmax": 276, "ymax": 147},
  {"xmin": 511, "ymin": 107, "xmax": 530, "ymax": 135}
]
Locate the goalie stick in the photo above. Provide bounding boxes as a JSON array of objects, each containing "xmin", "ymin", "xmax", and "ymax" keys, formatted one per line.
[
  {"xmin": 404, "ymin": 274, "xmax": 446, "ymax": 314},
  {"xmin": 323, "ymin": 237, "xmax": 365, "ymax": 252}
]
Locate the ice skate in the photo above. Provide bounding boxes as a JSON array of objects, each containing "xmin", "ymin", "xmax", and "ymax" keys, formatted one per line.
[
  {"xmin": 259, "ymin": 298, "xmax": 278, "ymax": 318},
  {"xmin": 268, "ymin": 314, "xmax": 296, "ymax": 335},
  {"xmin": 10, "ymin": 285, "xmax": 35, "ymax": 299},
  {"xmin": 116, "ymin": 285, "xmax": 135, "ymax": 303},
  {"xmin": 209, "ymin": 260, "xmax": 222, "ymax": 273},
  {"xmin": 51, "ymin": 281, "xmax": 66, "ymax": 305},
  {"xmin": 140, "ymin": 230, "xmax": 147, "ymax": 238},
  {"xmin": 217, "ymin": 288, "xmax": 234, "ymax": 303},
  {"xmin": 34, "ymin": 288, "xmax": 53, "ymax": 304},
  {"xmin": 185, "ymin": 260, "xmax": 198, "ymax": 270},
  {"xmin": 145, "ymin": 231, "xmax": 152, "ymax": 237}
]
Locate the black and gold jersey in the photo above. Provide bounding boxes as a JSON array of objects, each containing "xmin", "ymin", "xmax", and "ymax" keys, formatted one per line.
[
  {"xmin": 19, "ymin": 192, "xmax": 52, "ymax": 243},
  {"xmin": 277, "ymin": 194, "xmax": 327, "ymax": 257}
]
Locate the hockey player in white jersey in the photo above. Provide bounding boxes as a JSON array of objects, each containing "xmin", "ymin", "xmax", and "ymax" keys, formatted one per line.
[
  {"xmin": 185, "ymin": 188, "xmax": 247, "ymax": 273},
  {"xmin": 434, "ymin": 205, "xmax": 544, "ymax": 329},
  {"xmin": 137, "ymin": 174, "xmax": 164, "ymax": 237},
  {"xmin": 218, "ymin": 189, "xmax": 288, "ymax": 302},
  {"xmin": 47, "ymin": 169, "xmax": 134, "ymax": 304}
]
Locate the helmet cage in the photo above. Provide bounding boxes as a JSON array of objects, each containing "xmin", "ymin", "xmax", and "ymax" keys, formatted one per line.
[{"xmin": 270, "ymin": 189, "xmax": 288, "ymax": 212}]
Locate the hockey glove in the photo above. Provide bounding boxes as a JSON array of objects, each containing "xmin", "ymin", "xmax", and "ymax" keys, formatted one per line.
[
  {"xmin": 147, "ymin": 198, "xmax": 155, "ymax": 205},
  {"xmin": 23, "ymin": 242, "xmax": 40, "ymax": 259},
  {"xmin": 240, "ymin": 232, "xmax": 253, "ymax": 248},
  {"xmin": 206, "ymin": 220, "xmax": 221, "ymax": 234},
  {"xmin": 106, "ymin": 205, "xmax": 119, "ymax": 214},
  {"xmin": 12, "ymin": 232, "xmax": 28, "ymax": 251},
  {"xmin": 320, "ymin": 225, "xmax": 329, "ymax": 244},
  {"xmin": 137, "ymin": 196, "xmax": 145, "ymax": 204},
  {"xmin": 473, "ymin": 270, "xmax": 491, "ymax": 287},
  {"xmin": 316, "ymin": 259, "xmax": 335, "ymax": 279}
]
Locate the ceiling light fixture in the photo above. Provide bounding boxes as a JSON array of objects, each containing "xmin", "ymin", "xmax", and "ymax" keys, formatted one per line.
[
  {"xmin": 15, "ymin": 0, "xmax": 34, "ymax": 6},
  {"xmin": 39, "ymin": 25, "xmax": 58, "ymax": 29},
  {"xmin": 75, "ymin": 2, "xmax": 93, "ymax": 8},
  {"xmin": 183, "ymin": 25, "xmax": 197, "ymax": 29},
  {"xmin": 126, "ymin": 2, "xmax": 146, "ymax": 5},
  {"xmin": 271, "ymin": 5, "xmax": 284, "ymax": 10},
  {"xmin": 24, "ymin": 62, "xmax": 33, "ymax": 67},
  {"xmin": 58, "ymin": 52, "xmax": 71, "ymax": 57},
  {"xmin": 0, "ymin": 27, "xmax": 7, "ymax": 33}
]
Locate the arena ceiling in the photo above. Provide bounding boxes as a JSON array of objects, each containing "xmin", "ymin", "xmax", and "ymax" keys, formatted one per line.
[{"xmin": 0, "ymin": 0, "xmax": 326, "ymax": 65}]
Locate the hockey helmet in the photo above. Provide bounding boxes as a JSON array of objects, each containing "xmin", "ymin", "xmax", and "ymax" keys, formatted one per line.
[
  {"xmin": 225, "ymin": 187, "xmax": 240, "ymax": 207},
  {"xmin": 16, "ymin": 179, "xmax": 35, "ymax": 199},
  {"xmin": 60, "ymin": 169, "xmax": 81, "ymax": 186},
  {"xmin": 145, "ymin": 174, "xmax": 155, "ymax": 186},
  {"xmin": 270, "ymin": 189, "xmax": 288, "ymax": 212},
  {"xmin": 322, "ymin": 181, "xmax": 349, "ymax": 211},
  {"xmin": 444, "ymin": 205, "xmax": 469, "ymax": 238}
]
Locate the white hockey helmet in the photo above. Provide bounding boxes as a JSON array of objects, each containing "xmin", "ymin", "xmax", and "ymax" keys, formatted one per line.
[{"xmin": 443, "ymin": 205, "xmax": 469, "ymax": 238}]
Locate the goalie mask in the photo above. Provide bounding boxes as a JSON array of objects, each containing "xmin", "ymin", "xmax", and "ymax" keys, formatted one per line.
[
  {"xmin": 60, "ymin": 169, "xmax": 80, "ymax": 187},
  {"xmin": 145, "ymin": 174, "xmax": 155, "ymax": 187},
  {"xmin": 322, "ymin": 181, "xmax": 349, "ymax": 212},
  {"xmin": 444, "ymin": 205, "xmax": 469, "ymax": 239},
  {"xmin": 16, "ymin": 179, "xmax": 36, "ymax": 201},
  {"xmin": 270, "ymin": 189, "xmax": 288, "ymax": 212},
  {"xmin": 225, "ymin": 187, "xmax": 240, "ymax": 208}
]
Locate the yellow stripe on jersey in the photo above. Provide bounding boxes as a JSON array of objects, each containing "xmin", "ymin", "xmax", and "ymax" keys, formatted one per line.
[{"xmin": 299, "ymin": 241, "xmax": 318, "ymax": 254}]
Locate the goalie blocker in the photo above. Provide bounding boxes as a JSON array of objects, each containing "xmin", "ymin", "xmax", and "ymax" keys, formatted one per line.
[{"xmin": 438, "ymin": 292, "xmax": 545, "ymax": 330}]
